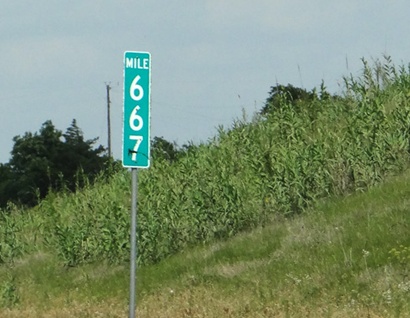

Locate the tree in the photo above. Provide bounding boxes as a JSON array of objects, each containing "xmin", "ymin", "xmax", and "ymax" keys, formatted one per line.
[
  {"xmin": 151, "ymin": 136, "xmax": 180, "ymax": 163},
  {"xmin": 8, "ymin": 120, "xmax": 62, "ymax": 204},
  {"xmin": 260, "ymin": 83, "xmax": 316, "ymax": 115},
  {"xmin": 1, "ymin": 120, "xmax": 109, "ymax": 207},
  {"xmin": 260, "ymin": 81, "xmax": 340, "ymax": 116},
  {"xmin": 0, "ymin": 163, "xmax": 15, "ymax": 207},
  {"xmin": 59, "ymin": 119, "xmax": 107, "ymax": 190}
]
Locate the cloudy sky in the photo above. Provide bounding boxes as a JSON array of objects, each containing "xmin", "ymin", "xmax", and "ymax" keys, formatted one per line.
[{"xmin": 1, "ymin": 1, "xmax": 409, "ymax": 164}]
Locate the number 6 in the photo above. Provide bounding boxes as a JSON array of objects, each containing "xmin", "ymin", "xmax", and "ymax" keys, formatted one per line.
[
  {"xmin": 130, "ymin": 75, "xmax": 144, "ymax": 101},
  {"xmin": 129, "ymin": 106, "xmax": 143, "ymax": 131}
]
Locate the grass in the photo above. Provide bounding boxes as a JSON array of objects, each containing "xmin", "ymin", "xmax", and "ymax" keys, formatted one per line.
[
  {"xmin": 3, "ymin": 58, "xmax": 409, "ymax": 270},
  {"xmin": 1, "ymin": 169, "xmax": 409, "ymax": 317},
  {"xmin": 1, "ymin": 57, "xmax": 410, "ymax": 316}
]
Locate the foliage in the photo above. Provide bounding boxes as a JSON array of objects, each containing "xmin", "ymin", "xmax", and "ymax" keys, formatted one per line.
[
  {"xmin": 0, "ymin": 119, "xmax": 109, "ymax": 207},
  {"xmin": 0, "ymin": 164, "xmax": 15, "ymax": 208},
  {"xmin": 1, "ymin": 167, "xmax": 410, "ymax": 316},
  {"xmin": 16, "ymin": 57, "xmax": 409, "ymax": 268},
  {"xmin": 40, "ymin": 164, "xmax": 130, "ymax": 266},
  {"xmin": 1, "ymin": 55, "xmax": 410, "ymax": 316},
  {"xmin": 1, "ymin": 57, "xmax": 410, "ymax": 270},
  {"xmin": 150, "ymin": 136, "xmax": 181, "ymax": 163},
  {"xmin": 59, "ymin": 119, "xmax": 108, "ymax": 189},
  {"xmin": 0, "ymin": 275, "xmax": 19, "ymax": 308},
  {"xmin": 150, "ymin": 136, "xmax": 199, "ymax": 163},
  {"xmin": 0, "ymin": 209, "xmax": 25, "ymax": 265},
  {"xmin": 389, "ymin": 245, "xmax": 410, "ymax": 267},
  {"xmin": 260, "ymin": 83, "xmax": 317, "ymax": 115}
]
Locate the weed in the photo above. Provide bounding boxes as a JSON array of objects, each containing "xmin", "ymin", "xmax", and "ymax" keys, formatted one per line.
[{"xmin": 0, "ymin": 275, "xmax": 19, "ymax": 308}]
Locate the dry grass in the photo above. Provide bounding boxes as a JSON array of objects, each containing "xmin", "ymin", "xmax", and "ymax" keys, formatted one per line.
[
  {"xmin": 0, "ymin": 299, "xmax": 126, "ymax": 318},
  {"xmin": 0, "ymin": 288, "xmax": 406, "ymax": 318},
  {"xmin": 137, "ymin": 286, "xmax": 404, "ymax": 318}
]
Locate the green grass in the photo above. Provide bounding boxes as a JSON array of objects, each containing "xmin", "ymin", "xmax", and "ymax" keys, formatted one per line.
[
  {"xmin": 1, "ymin": 169, "xmax": 409, "ymax": 317},
  {"xmin": 6, "ymin": 59, "xmax": 407, "ymax": 270},
  {"xmin": 2, "ymin": 57, "xmax": 410, "ymax": 316}
]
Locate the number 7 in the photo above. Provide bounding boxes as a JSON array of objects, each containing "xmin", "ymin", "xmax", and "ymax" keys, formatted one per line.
[{"xmin": 129, "ymin": 135, "xmax": 143, "ymax": 161}]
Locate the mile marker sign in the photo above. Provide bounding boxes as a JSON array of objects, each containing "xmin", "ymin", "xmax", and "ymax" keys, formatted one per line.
[{"xmin": 122, "ymin": 51, "xmax": 151, "ymax": 168}]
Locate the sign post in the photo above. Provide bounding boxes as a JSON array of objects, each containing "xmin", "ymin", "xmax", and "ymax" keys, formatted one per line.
[
  {"xmin": 129, "ymin": 168, "xmax": 138, "ymax": 318},
  {"xmin": 123, "ymin": 51, "xmax": 151, "ymax": 318}
]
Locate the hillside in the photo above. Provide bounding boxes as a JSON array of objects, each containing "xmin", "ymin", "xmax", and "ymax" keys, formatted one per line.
[
  {"xmin": 0, "ymin": 169, "xmax": 409, "ymax": 317},
  {"xmin": 1, "ymin": 57, "xmax": 410, "ymax": 316}
]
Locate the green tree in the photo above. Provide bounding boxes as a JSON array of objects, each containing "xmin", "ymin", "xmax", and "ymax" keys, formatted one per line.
[
  {"xmin": 151, "ymin": 136, "xmax": 180, "ymax": 163},
  {"xmin": 59, "ymin": 119, "xmax": 107, "ymax": 190},
  {"xmin": 8, "ymin": 120, "xmax": 62, "ymax": 204},
  {"xmin": 2, "ymin": 120, "xmax": 109, "ymax": 207},
  {"xmin": 0, "ymin": 163, "xmax": 15, "ymax": 207},
  {"xmin": 260, "ymin": 83, "xmax": 316, "ymax": 115}
]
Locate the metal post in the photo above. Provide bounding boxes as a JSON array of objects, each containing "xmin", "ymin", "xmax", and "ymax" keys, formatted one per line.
[{"xmin": 129, "ymin": 168, "xmax": 138, "ymax": 318}]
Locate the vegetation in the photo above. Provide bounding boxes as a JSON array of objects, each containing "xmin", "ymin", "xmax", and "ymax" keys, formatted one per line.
[
  {"xmin": 150, "ymin": 136, "xmax": 181, "ymax": 163},
  {"xmin": 0, "ymin": 169, "xmax": 409, "ymax": 317},
  {"xmin": 0, "ymin": 120, "xmax": 110, "ymax": 207},
  {"xmin": 1, "ymin": 56, "xmax": 410, "ymax": 316},
  {"xmin": 260, "ymin": 82, "xmax": 318, "ymax": 115}
]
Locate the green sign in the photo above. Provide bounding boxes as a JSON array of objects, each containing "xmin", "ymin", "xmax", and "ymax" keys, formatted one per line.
[{"xmin": 122, "ymin": 51, "xmax": 151, "ymax": 168}]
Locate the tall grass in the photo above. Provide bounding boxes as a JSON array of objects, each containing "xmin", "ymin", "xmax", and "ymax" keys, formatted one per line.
[
  {"xmin": 2, "ymin": 57, "xmax": 410, "ymax": 269},
  {"xmin": 1, "ymin": 168, "xmax": 409, "ymax": 317}
]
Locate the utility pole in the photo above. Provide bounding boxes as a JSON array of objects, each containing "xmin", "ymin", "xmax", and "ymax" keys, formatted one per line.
[{"xmin": 106, "ymin": 83, "xmax": 112, "ymax": 157}]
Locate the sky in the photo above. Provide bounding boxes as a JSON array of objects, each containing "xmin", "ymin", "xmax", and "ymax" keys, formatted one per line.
[{"xmin": 1, "ymin": 1, "xmax": 409, "ymax": 164}]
